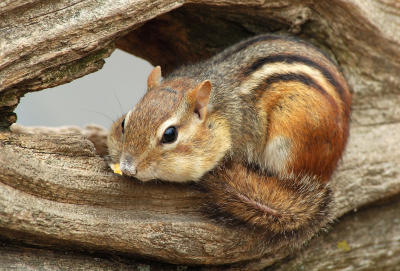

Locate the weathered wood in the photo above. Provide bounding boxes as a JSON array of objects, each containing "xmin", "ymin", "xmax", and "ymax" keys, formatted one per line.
[
  {"xmin": 0, "ymin": 196, "xmax": 398, "ymax": 271},
  {"xmin": 1, "ymin": 0, "xmax": 400, "ymax": 270},
  {"xmin": 1, "ymin": 1, "xmax": 400, "ymax": 127},
  {"xmin": 1, "ymin": 119, "xmax": 399, "ymax": 269},
  {"xmin": 269, "ymin": 198, "xmax": 400, "ymax": 271}
]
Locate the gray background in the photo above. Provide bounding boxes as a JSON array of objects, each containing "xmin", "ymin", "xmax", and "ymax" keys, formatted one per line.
[{"xmin": 15, "ymin": 49, "xmax": 153, "ymax": 129}]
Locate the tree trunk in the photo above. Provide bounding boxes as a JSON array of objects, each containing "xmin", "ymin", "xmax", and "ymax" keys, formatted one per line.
[{"xmin": 0, "ymin": 1, "xmax": 399, "ymax": 270}]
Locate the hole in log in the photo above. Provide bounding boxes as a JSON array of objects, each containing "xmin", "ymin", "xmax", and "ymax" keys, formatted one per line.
[
  {"xmin": 15, "ymin": 50, "xmax": 152, "ymax": 129},
  {"xmin": 116, "ymin": 4, "xmax": 291, "ymax": 75}
]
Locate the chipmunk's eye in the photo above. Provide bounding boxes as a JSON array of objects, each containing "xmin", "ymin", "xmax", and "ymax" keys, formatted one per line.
[
  {"xmin": 162, "ymin": 126, "xmax": 177, "ymax": 144},
  {"xmin": 121, "ymin": 118, "xmax": 125, "ymax": 134}
]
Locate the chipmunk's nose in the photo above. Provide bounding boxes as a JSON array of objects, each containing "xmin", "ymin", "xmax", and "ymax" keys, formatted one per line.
[{"xmin": 120, "ymin": 153, "xmax": 137, "ymax": 176}]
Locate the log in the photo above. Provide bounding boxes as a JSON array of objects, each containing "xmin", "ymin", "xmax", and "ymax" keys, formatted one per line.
[
  {"xmin": 1, "ymin": 0, "xmax": 399, "ymax": 270},
  {"xmin": 0, "ymin": 196, "xmax": 398, "ymax": 270}
]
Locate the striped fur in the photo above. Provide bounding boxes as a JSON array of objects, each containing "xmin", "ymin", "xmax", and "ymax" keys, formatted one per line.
[
  {"xmin": 202, "ymin": 162, "xmax": 332, "ymax": 245},
  {"xmin": 108, "ymin": 34, "xmax": 351, "ymax": 245}
]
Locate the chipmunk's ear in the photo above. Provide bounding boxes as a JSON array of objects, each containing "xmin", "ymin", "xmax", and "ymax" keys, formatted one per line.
[
  {"xmin": 188, "ymin": 80, "xmax": 212, "ymax": 121},
  {"xmin": 147, "ymin": 66, "xmax": 162, "ymax": 90}
]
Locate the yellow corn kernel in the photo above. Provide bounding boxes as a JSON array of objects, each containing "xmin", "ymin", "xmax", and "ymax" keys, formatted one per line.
[{"xmin": 110, "ymin": 163, "xmax": 122, "ymax": 175}]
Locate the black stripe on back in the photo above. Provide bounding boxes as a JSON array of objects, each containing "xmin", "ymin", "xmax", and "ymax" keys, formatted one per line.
[
  {"xmin": 244, "ymin": 54, "xmax": 345, "ymax": 102},
  {"xmin": 217, "ymin": 34, "xmax": 324, "ymax": 64},
  {"xmin": 218, "ymin": 35, "xmax": 281, "ymax": 61},
  {"xmin": 160, "ymin": 87, "xmax": 177, "ymax": 94},
  {"xmin": 260, "ymin": 73, "xmax": 338, "ymax": 111}
]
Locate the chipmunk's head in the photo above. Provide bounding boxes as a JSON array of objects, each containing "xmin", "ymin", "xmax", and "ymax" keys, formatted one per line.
[{"xmin": 107, "ymin": 66, "xmax": 231, "ymax": 182}]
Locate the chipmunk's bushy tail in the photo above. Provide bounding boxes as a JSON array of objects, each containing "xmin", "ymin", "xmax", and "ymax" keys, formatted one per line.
[{"xmin": 201, "ymin": 163, "xmax": 333, "ymax": 245}]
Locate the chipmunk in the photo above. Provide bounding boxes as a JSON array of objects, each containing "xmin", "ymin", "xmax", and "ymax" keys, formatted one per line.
[{"xmin": 108, "ymin": 34, "xmax": 351, "ymax": 245}]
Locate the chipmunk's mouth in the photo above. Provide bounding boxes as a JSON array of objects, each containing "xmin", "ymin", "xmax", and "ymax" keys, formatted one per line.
[
  {"xmin": 110, "ymin": 161, "xmax": 155, "ymax": 182},
  {"xmin": 109, "ymin": 155, "xmax": 137, "ymax": 177},
  {"xmin": 118, "ymin": 153, "xmax": 138, "ymax": 176}
]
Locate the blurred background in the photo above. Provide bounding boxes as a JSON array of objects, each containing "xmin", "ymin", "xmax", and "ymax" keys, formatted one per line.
[{"xmin": 15, "ymin": 49, "xmax": 153, "ymax": 129}]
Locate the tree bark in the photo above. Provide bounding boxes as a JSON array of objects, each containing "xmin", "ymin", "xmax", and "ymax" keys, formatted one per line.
[{"xmin": 1, "ymin": 0, "xmax": 399, "ymax": 270}]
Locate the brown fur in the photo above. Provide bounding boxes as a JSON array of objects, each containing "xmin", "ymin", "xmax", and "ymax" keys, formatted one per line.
[
  {"xmin": 202, "ymin": 162, "xmax": 332, "ymax": 245},
  {"xmin": 260, "ymin": 81, "xmax": 346, "ymax": 179},
  {"xmin": 108, "ymin": 34, "xmax": 352, "ymax": 246}
]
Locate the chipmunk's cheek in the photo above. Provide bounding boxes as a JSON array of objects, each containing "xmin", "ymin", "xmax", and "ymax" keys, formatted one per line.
[
  {"xmin": 135, "ymin": 174, "xmax": 153, "ymax": 182},
  {"xmin": 134, "ymin": 168, "xmax": 153, "ymax": 182},
  {"xmin": 168, "ymin": 157, "xmax": 202, "ymax": 182},
  {"xmin": 133, "ymin": 164, "xmax": 152, "ymax": 182},
  {"xmin": 134, "ymin": 158, "xmax": 162, "ymax": 181}
]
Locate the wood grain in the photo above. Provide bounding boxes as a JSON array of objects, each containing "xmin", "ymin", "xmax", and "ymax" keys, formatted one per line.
[{"xmin": 0, "ymin": 0, "xmax": 399, "ymax": 269}]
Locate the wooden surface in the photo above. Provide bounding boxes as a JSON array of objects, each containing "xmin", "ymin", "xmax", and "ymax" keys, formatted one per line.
[
  {"xmin": 0, "ymin": 196, "xmax": 398, "ymax": 271},
  {"xmin": 1, "ymin": 0, "xmax": 400, "ymax": 270}
]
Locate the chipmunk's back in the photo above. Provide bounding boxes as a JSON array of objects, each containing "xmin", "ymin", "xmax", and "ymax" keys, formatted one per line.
[
  {"xmin": 167, "ymin": 34, "xmax": 351, "ymax": 179},
  {"xmin": 168, "ymin": 34, "xmax": 351, "ymax": 111}
]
